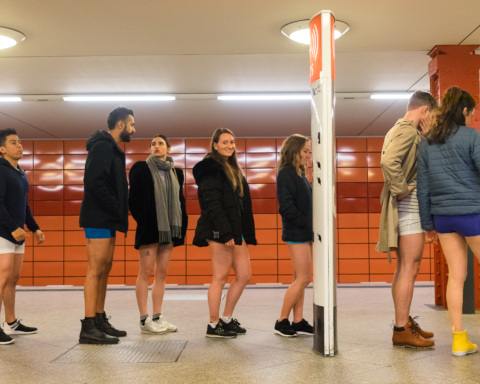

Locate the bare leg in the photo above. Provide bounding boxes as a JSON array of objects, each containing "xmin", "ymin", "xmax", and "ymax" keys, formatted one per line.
[
  {"xmin": 208, "ymin": 242, "xmax": 234, "ymax": 323},
  {"xmin": 223, "ymin": 241, "xmax": 251, "ymax": 317},
  {"xmin": 0, "ymin": 254, "xmax": 15, "ymax": 319},
  {"xmin": 391, "ymin": 232, "xmax": 424, "ymax": 327},
  {"xmin": 292, "ymin": 243, "xmax": 312, "ymax": 323},
  {"xmin": 95, "ymin": 237, "xmax": 115, "ymax": 314},
  {"xmin": 438, "ymin": 233, "xmax": 468, "ymax": 331},
  {"xmin": 135, "ymin": 244, "xmax": 159, "ymax": 316},
  {"xmin": 3, "ymin": 253, "xmax": 23, "ymax": 323},
  {"xmin": 152, "ymin": 243, "xmax": 174, "ymax": 315},
  {"xmin": 279, "ymin": 243, "xmax": 312, "ymax": 321},
  {"xmin": 84, "ymin": 237, "xmax": 115, "ymax": 318}
]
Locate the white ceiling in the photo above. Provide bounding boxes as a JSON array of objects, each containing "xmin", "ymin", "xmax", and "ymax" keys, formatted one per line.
[{"xmin": 0, "ymin": 0, "xmax": 478, "ymax": 138}]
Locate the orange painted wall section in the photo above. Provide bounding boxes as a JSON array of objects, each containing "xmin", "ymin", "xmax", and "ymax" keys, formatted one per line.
[{"xmin": 17, "ymin": 137, "xmax": 433, "ymax": 286}]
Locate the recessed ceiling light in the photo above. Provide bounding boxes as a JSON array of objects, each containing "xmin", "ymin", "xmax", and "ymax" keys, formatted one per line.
[
  {"xmin": 371, "ymin": 93, "xmax": 413, "ymax": 99},
  {"xmin": 0, "ymin": 96, "xmax": 22, "ymax": 102},
  {"xmin": 63, "ymin": 95, "xmax": 176, "ymax": 102},
  {"xmin": 281, "ymin": 19, "xmax": 349, "ymax": 44},
  {"xmin": 0, "ymin": 27, "xmax": 25, "ymax": 49},
  {"xmin": 217, "ymin": 94, "xmax": 310, "ymax": 101}
]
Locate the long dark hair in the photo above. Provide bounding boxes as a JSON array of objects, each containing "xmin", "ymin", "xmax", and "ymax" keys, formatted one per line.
[
  {"xmin": 277, "ymin": 134, "xmax": 310, "ymax": 176},
  {"xmin": 208, "ymin": 128, "xmax": 244, "ymax": 197},
  {"xmin": 427, "ymin": 87, "xmax": 476, "ymax": 144}
]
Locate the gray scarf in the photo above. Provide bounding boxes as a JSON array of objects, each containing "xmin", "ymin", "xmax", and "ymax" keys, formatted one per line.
[{"xmin": 146, "ymin": 155, "xmax": 182, "ymax": 243}]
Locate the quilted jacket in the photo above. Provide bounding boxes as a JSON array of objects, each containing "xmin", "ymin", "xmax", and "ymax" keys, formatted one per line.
[{"xmin": 417, "ymin": 126, "xmax": 480, "ymax": 231}]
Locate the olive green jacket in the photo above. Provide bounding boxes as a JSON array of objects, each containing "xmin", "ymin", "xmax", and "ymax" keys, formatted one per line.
[{"xmin": 375, "ymin": 118, "xmax": 421, "ymax": 262}]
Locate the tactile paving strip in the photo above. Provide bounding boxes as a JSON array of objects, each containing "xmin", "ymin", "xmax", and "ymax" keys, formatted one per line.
[
  {"xmin": 164, "ymin": 293, "xmax": 224, "ymax": 301},
  {"xmin": 52, "ymin": 340, "xmax": 187, "ymax": 364}
]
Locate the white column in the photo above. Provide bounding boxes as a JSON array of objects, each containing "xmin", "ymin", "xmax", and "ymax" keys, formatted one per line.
[{"xmin": 310, "ymin": 10, "xmax": 337, "ymax": 357}]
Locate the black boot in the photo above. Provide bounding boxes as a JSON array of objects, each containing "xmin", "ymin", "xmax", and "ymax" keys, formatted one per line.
[
  {"xmin": 79, "ymin": 318, "xmax": 119, "ymax": 344},
  {"xmin": 96, "ymin": 312, "xmax": 127, "ymax": 337}
]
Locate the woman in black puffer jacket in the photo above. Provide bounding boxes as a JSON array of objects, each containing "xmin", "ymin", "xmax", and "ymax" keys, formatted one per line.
[
  {"xmin": 193, "ymin": 128, "xmax": 257, "ymax": 338},
  {"xmin": 129, "ymin": 135, "xmax": 187, "ymax": 334}
]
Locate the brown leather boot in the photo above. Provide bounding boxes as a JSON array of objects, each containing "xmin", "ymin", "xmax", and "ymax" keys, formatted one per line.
[
  {"xmin": 392, "ymin": 321, "xmax": 435, "ymax": 349},
  {"xmin": 409, "ymin": 316, "xmax": 434, "ymax": 339}
]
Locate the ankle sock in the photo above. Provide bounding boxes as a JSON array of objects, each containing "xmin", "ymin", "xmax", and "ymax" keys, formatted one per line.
[
  {"xmin": 394, "ymin": 326, "xmax": 405, "ymax": 332},
  {"xmin": 140, "ymin": 314, "xmax": 148, "ymax": 326},
  {"xmin": 209, "ymin": 322, "xmax": 218, "ymax": 328},
  {"xmin": 221, "ymin": 316, "xmax": 232, "ymax": 324},
  {"xmin": 84, "ymin": 316, "xmax": 95, "ymax": 321},
  {"xmin": 96, "ymin": 312, "xmax": 105, "ymax": 317},
  {"xmin": 7, "ymin": 319, "xmax": 17, "ymax": 326},
  {"xmin": 152, "ymin": 313, "xmax": 161, "ymax": 321}
]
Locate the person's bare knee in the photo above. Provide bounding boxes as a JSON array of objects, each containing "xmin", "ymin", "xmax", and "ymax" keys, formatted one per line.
[{"xmin": 212, "ymin": 273, "xmax": 229, "ymax": 286}]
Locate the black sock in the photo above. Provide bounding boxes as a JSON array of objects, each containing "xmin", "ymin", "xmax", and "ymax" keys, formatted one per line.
[
  {"xmin": 84, "ymin": 316, "xmax": 95, "ymax": 321},
  {"xmin": 96, "ymin": 312, "xmax": 105, "ymax": 317},
  {"xmin": 394, "ymin": 326, "xmax": 405, "ymax": 332},
  {"xmin": 7, "ymin": 319, "xmax": 17, "ymax": 326}
]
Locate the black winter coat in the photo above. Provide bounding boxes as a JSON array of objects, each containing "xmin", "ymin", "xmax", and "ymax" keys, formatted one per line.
[
  {"xmin": 0, "ymin": 159, "xmax": 39, "ymax": 245},
  {"xmin": 128, "ymin": 161, "xmax": 188, "ymax": 249},
  {"xmin": 79, "ymin": 131, "xmax": 129, "ymax": 233},
  {"xmin": 192, "ymin": 156, "xmax": 257, "ymax": 247},
  {"xmin": 277, "ymin": 166, "xmax": 313, "ymax": 242}
]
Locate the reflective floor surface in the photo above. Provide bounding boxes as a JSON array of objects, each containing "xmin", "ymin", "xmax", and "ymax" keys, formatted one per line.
[{"xmin": 1, "ymin": 283, "xmax": 479, "ymax": 384}]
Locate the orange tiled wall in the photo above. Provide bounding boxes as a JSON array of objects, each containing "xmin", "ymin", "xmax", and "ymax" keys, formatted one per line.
[{"xmin": 17, "ymin": 137, "xmax": 433, "ymax": 286}]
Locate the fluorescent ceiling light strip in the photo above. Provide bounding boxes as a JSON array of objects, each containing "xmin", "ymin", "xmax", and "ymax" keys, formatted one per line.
[
  {"xmin": 371, "ymin": 93, "xmax": 413, "ymax": 99},
  {"xmin": 63, "ymin": 95, "xmax": 175, "ymax": 102},
  {"xmin": 0, "ymin": 96, "xmax": 21, "ymax": 102},
  {"xmin": 218, "ymin": 94, "xmax": 310, "ymax": 101}
]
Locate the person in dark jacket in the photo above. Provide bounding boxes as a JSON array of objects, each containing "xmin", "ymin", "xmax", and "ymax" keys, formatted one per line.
[
  {"xmin": 274, "ymin": 134, "xmax": 314, "ymax": 337},
  {"xmin": 417, "ymin": 87, "xmax": 479, "ymax": 356},
  {"xmin": 129, "ymin": 135, "xmax": 187, "ymax": 334},
  {"xmin": 79, "ymin": 106, "xmax": 135, "ymax": 344},
  {"xmin": 0, "ymin": 129, "xmax": 45, "ymax": 345},
  {"xmin": 193, "ymin": 128, "xmax": 257, "ymax": 338}
]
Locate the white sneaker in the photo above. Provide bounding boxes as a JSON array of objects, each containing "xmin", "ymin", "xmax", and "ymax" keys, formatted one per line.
[
  {"xmin": 154, "ymin": 315, "xmax": 178, "ymax": 332},
  {"xmin": 140, "ymin": 317, "xmax": 167, "ymax": 334}
]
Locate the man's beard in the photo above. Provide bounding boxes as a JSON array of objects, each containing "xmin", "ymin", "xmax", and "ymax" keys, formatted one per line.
[{"xmin": 120, "ymin": 128, "xmax": 132, "ymax": 143}]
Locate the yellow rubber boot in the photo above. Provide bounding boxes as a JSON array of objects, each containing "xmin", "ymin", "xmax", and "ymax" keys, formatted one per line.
[{"xmin": 452, "ymin": 328, "xmax": 478, "ymax": 356}]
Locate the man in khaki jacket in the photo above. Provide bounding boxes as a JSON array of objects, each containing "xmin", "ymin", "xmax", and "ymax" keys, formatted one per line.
[{"xmin": 376, "ymin": 91, "xmax": 438, "ymax": 349}]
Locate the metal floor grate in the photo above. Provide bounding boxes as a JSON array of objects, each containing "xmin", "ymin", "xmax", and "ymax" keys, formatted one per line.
[
  {"xmin": 163, "ymin": 293, "xmax": 224, "ymax": 301},
  {"xmin": 52, "ymin": 340, "xmax": 187, "ymax": 364}
]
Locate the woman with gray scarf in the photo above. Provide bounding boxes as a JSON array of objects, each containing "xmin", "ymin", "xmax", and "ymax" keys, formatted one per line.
[{"xmin": 129, "ymin": 135, "xmax": 188, "ymax": 334}]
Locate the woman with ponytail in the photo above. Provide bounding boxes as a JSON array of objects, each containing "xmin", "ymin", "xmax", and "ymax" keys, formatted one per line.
[
  {"xmin": 193, "ymin": 128, "xmax": 257, "ymax": 338},
  {"xmin": 129, "ymin": 135, "xmax": 188, "ymax": 334},
  {"xmin": 417, "ymin": 87, "xmax": 478, "ymax": 356}
]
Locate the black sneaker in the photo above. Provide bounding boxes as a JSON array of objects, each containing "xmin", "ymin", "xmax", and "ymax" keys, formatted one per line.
[
  {"xmin": 274, "ymin": 319, "xmax": 297, "ymax": 338},
  {"xmin": 0, "ymin": 328, "xmax": 14, "ymax": 345},
  {"xmin": 96, "ymin": 312, "xmax": 127, "ymax": 337},
  {"xmin": 224, "ymin": 319, "xmax": 246, "ymax": 335},
  {"xmin": 206, "ymin": 319, "xmax": 237, "ymax": 338},
  {"xmin": 79, "ymin": 318, "xmax": 119, "ymax": 344},
  {"xmin": 2, "ymin": 319, "xmax": 37, "ymax": 335},
  {"xmin": 292, "ymin": 319, "xmax": 314, "ymax": 335}
]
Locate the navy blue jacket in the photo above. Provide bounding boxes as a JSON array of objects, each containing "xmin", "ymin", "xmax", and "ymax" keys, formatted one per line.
[
  {"xmin": 0, "ymin": 158, "xmax": 39, "ymax": 245},
  {"xmin": 418, "ymin": 126, "xmax": 480, "ymax": 231},
  {"xmin": 277, "ymin": 166, "xmax": 313, "ymax": 242},
  {"xmin": 79, "ymin": 131, "xmax": 129, "ymax": 233}
]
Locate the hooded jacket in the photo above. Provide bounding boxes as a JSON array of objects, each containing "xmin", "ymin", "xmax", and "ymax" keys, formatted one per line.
[
  {"xmin": 128, "ymin": 161, "xmax": 188, "ymax": 249},
  {"xmin": 79, "ymin": 131, "xmax": 129, "ymax": 233},
  {"xmin": 0, "ymin": 158, "xmax": 39, "ymax": 245},
  {"xmin": 192, "ymin": 156, "xmax": 257, "ymax": 247}
]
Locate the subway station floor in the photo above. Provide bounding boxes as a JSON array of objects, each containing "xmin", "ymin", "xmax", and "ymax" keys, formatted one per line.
[{"xmin": 1, "ymin": 283, "xmax": 480, "ymax": 384}]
